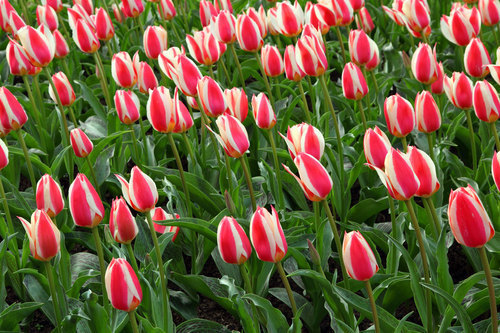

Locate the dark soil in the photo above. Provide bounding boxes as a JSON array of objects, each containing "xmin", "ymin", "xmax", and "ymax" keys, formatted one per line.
[{"xmin": 447, "ymin": 242, "xmax": 475, "ymax": 283}]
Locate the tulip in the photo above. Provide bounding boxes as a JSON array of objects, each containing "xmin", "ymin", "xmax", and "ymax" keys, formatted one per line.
[
  {"xmin": 363, "ymin": 126, "xmax": 391, "ymax": 170},
  {"xmin": 48, "ymin": 72, "xmax": 76, "ymax": 107},
  {"xmin": 251, "ymin": 93, "xmax": 276, "ymax": 129},
  {"xmin": 199, "ymin": 0, "xmax": 218, "ymax": 27},
  {"xmin": 250, "ymin": 206, "xmax": 287, "ymax": 262},
  {"xmin": 144, "ymin": 25, "xmax": 168, "ymax": 59},
  {"xmin": 8, "ymin": 11, "xmax": 25, "ymax": 39},
  {"xmin": 473, "ymin": 80, "xmax": 500, "ymax": 123},
  {"xmin": 479, "ymin": 0, "xmax": 500, "ymax": 26},
  {"xmin": 304, "ymin": 2, "xmax": 336, "ymax": 34},
  {"xmin": 271, "ymin": 0, "xmax": 304, "ymax": 37},
  {"xmin": 73, "ymin": 19, "xmax": 100, "ymax": 53},
  {"xmin": 441, "ymin": 3, "xmax": 481, "ymax": 46},
  {"xmin": 35, "ymin": 175, "xmax": 64, "ymax": 220},
  {"xmin": 0, "ymin": 0, "xmax": 14, "ymax": 32},
  {"xmin": 44, "ymin": 0, "xmax": 63, "ymax": 12},
  {"xmin": 342, "ymin": 62, "xmax": 368, "ymax": 101},
  {"xmin": 147, "ymin": 86, "xmax": 176, "ymax": 133},
  {"xmin": 492, "ymin": 151, "xmax": 500, "ymax": 191},
  {"xmin": 209, "ymin": 114, "xmax": 250, "ymax": 158},
  {"xmin": 19, "ymin": 210, "xmax": 60, "ymax": 261},
  {"xmin": 70, "ymin": 128, "xmax": 94, "ymax": 158},
  {"xmin": 357, "ymin": 7, "xmax": 374, "ymax": 33},
  {"xmin": 384, "ymin": 94, "xmax": 415, "ymax": 138},
  {"xmin": 448, "ymin": 185, "xmax": 495, "ymax": 247},
  {"xmin": 95, "ymin": 7, "xmax": 115, "ymax": 41},
  {"xmin": 17, "ymin": 25, "xmax": 55, "ymax": 67},
  {"xmin": 109, "ymin": 197, "xmax": 138, "ymax": 244},
  {"xmin": 197, "ymin": 76, "xmax": 226, "ymax": 118},
  {"xmin": 114, "ymin": 90, "xmax": 140, "ymax": 125},
  {"xmin": 407, "ymin": 146, "xmax": 439, "ymax": 197},
  {"xmin": 68, "ymin": 6, "xmax": 94, "ymax": 31},
  {"xmin": 431, "ymin": 61, "xmax": 445, "ymax": 94},
  {"xmin": 444, "ymin": 72, "xmax": 474, "ymax": 110},
  {"xmin": 328, "ymin": 0, "xmax": 354, "ymax": 27},
  {"xmin": 349, "ymin": 29, "xmax": 377, "ymax": 67},
  {"xmin": 170, "ymin": 54, "xmax": 203, "ymax": 97},
  {"xmin": 122, "ymin": 0, "xmax": 144, "ymax": 18},
  {"xmin": 464, "ymin": 38, "xmax": 491, "ymax": 78},
  {"xmin": 37, "ymin": 5, "xmax": 58, "ymax": 31},
  {"xmin": 187, "ymin": 96, "xmax": 199, "ymax": 110},
  {"xmin": 342, "ymin": 231, "xmax": 378, "ymax": 281},
  {"xmin": 402, "ymin": 0, "xmax": 430, "ymax": 32},
  {"xmin": 135, "ymin": 61, "xmax": 158, "ymax": 94},
  {"xmin": 217, "ymin": 216, "xmax": 252, "ymax": 264},
  {"xmin": 415, "ymin": 91, "xmax": 441, "ymax": 133},
  {"xmin": 173, "ymin": 94, "xmax": 193, "ymax": 134},
  {"xmin": 0, "ymin": 87, "xmax": 28, "ymax": 131},
  {"xmin": 53, "ymin": 29, "xmax": 70, "ymax": 59},
  {"xmin": 105, "ymin": 258, "xmax": 143, "ymax": 311},
  {"xmin": 284, "ymin": 45, "xmax": 305, "ymax": 81},
  {"xmin": 411, "ymin": 43, "xmax": 438, "ymax": 85},
  {"xmin": 295, "ymin": 34, "xmax": 328, "ymax": 76},
  {"xmin": 247, "ymin": 6, "xmax": 267, "ymax": 38},
  {"xmin": 214, "ymin": 0, "xmax": 232, "ymax": 12},
  {"xmin": 74, "ymin": 0, "xmax": 93, "ymax": 15},
  {"xmin": 158, "ymin": 46, "xmax": 185, "ymax": 81},
  {"xmin": 224, "ymin": 88, "xmax": 248, "ymax": 122},
  {"xmin": 280, "ymin": 123, "xmax": 325, "ymax": 160},
  {"xmin": 261, "ymin": 45, "xmax": 284, "ymax": 77},
  {"xmin": 210, "ymin": 10, "xmax": 237, "ymax": 44},
  {"xmin": 112, "ymin": 4, "xmax": 123, "ymax": 23},
  {"xmin": 112, "ymin": 52, "xmax": 137, "ymax": 88},
  {"xmin": 186, "ymin": 27, "xmax": 223, "ymax": 66},
  {"xmin": 236, "ymin": 13, "xmax": 264, "ymax": 52},
  {"xmin": 68, "ymin": 174, "xmax": 105, "ymax": 228},
  {"xmin": 116, "ymin": 166, "xmax": 158, "ymax": 213},
  {"xmin": 150, "ymin": 207, "xmax": 180, "ymax": 240},
  {"xmin": 0, "ymin": 139, "xmax": 8, "ymax": 170},
  {"xmin": 6, "ymin": 38, "xmax": 35, "ymax": 76},
  {"xmin": 158, "ymin": 0, "xmax": 176, "ymax": 20}
]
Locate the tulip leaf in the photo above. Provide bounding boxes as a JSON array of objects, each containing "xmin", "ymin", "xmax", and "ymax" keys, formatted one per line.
[
  {"xmin": 0, "ymin": 302, "xmax": 43, "ymax": 330},
  {"xmin": 74, "ymin": 80, "xmax": 106, "ymax": 120},
  {"xmin": 153, "ymin": 217, "xmax": 217, "ymax": 244},
  {"xmin": 176, "ymin": 318, "xmax": 234, "ymax": 333},
  {"xmin": 242, "ymin": 294, "xmax": 289, "ymax": 333}
]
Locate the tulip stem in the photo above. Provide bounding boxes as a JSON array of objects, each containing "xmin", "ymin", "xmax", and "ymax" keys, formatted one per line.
[
  {"xmin": 182, "ymin": 132, "xmax": 196, "ymax": 167},
  {"xmin": 93, "ymin": 52, "xmax": 112, "ymax": 109},
  {"xmin": 422, "ymin": 198, "xmax": 438, "ymax": 239},
  {"xmin": 404, "ymin": 200, "xmax": 433, "ymax": 333},
  {"xmin": 334, "ymin": 27, "xmax": 347, "ymax": 65},
  {"xmin": 424, "ymin": 197, "xmax": 441, "ymax": 236},
  {"xmin": 167, "ymin": 133, "xmax": 192, "ymax": 217},
  {"xmin": 357, "ymin": 99, "xmax": 368, "ymax": 131},
  {"xmin": 306, "ymin": 76, "xmax": 316, "ymax": 112},
  {"xmin": 16, "ymin": 130, "xmax": 36, "ymax": 189},
  {"xmin": 85, "ymin": 156, "xmax": 101, "ymax": 198},
  {"xmin": 128, "ymin": 125, "xmax": 142, "ymax": 168},
  {"xmin": 297, "ymin": 82, "xmax": 312, "ymax": 123},
  {"xmin": 478, "ymin": 246, "xmax": 498, "ymax": 333},
  {"xmin": 465, "ymin": 110, "xmax": 477, "ymax": 170},
  {"xmin": 128, "ymin": 310, "xmax": 140, "ymax": 333},
  {"xmin": 364, "ymin": 280, "xmax": 380, "ymax": 333},
  {"xmin": 33, "ymin": 75, "xmax": 45, "ymax": 118},
  {"xmin": 274, "ymin": 77, "xmax": 282, "ymax": 101},
  {"xmin": 275, "ymin": 261, "xmax": 297, "ymax": 316},
  {"xmin": 18, "ymin": 0, "xmax": 31, "ymax": 25},
  {"xmin": 0, "ymin": 175, "xmax": 19, "ymax": 263},
  {"xmin": 169, "ymin": 20, "xmax": 183, "ymax": 46},
  {"xmin": 44, "ymin": 68, "xmax": 70, "ymax": 145},
  {"xmin": 239, "ymin": 264, "xmax": 253, "ymax": 293},
  {"xmin": 426, "ymin": 133, "xmax": 435, "ymax": 162},
  {"xmin": 313, "ymin": 201, "xmax": 320, "ymax": 232},
  {"xmin": 369, "ymin": 70, "xmax": 379, "ymax": 93},
  {"xmin": 239, "ymin": 155, "xmax": 257, "ymax": 212},
  {"xmin": 401, "ymin": 136, "xmax": 408, "ymax": 153},
  {"xmin": 219, "ymin": 60, "xmax": 231, "ymax": 87},
  {"xmin": 22, "ymin": 76, "xmax": 46, "ymax": 151},
  {"xmin": 254, "ymin": 52, "xmax": 275, "ymax": 109},
  {"xmin": 125, "ymin": 243, "xmax": 140, "ymax": 277},
  {"xmin": 208, "ymin": 65, "xmax": 214, "ymax": 78},
  {"xmin": 224, "ymin": 153, "xmax": 233, "ymax": 194},
  {"xmin": 91, "ymin": 227, "xmax": 110, "ymax": 311},
  {"xmin": 229, "ymin": 44, "xmax": 245, "ymax": 88},
  {"xmin": 489, "ymin": 122, "xmax": 500, "ymax": 151},
  {"xmin": 387, "ymin": 194, "xmax": 398, "ymax": 274},
  {"xmin": 44, "ymin": 261, "xmax": 62, "ymax": 333},
  {"xmin": 267, "ymin": 130, "xmax": 285, "ymax": 210},
  {"xmin": 145, "ymin": 213, "xmax": 170, "ymax": 332}
]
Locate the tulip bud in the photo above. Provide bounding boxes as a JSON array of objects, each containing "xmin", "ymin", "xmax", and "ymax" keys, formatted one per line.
[
  {"xmin": 68, "ymin": 6, "xmax": 94, "ymax": 32},
  {"xmin": 411, "ymin": 43, "xmax": 438, "ymax": 85},
  {"xmin": 19, "ymin": 210, "xmax": 60, "ymax": 261},
  {"xmin": 43, "ymin": 0, "xmax": 63, "ymax": 12},
  {"xmin": 444, "ymin": 72, "xmax": 474, "ymax": 110},
  {"xmin": 158, "ymin": 46, "xmax": 185, "ymax": 80},
  {"xmin": 217, "ymin": 216, "xmax": 252, "ymax": 264},
  {"xmin": 6, "ymin": 38, "xmax": 34, "ymax": 76},
  {"xmin": 186, "ymin": 27, "xmax": 223, "ymax": 66},
  {"xmin": 105, "ymin": 258, "xmax": 143, "ymax": 311},
  {"xmin": 200, "ymin": 0, "xmax": 218, "ymax": 27},
  {"xmin": 9, "ymin": 11, "xmax": 26, "ymax": 39},
  {"xmin": 114, "ymin": 90, "xmax": 140, "ymax": 125},
  {"xmin": 173, "ymin": 89, "xmax": 193, "ymax": 133},
  {"xmin": 197, "ymin": 76, "xmax": 226, "ymax": 118},
  {"xmin": 36, "ymin": 174, "xmax": 64, "ymax": 218},
  {"xmin": 250, "ymin": 206, "xmax": 287, "ymax": 263},
  {"xmin": 272, "ymin": 0, "xmax": 304, "ymax": 37},
  {"xmin": 0, "ymin": 0, "xmax": 14, "ymax": 32},
  {"xmin": 224, "ymin": 88, "xmax": 248, "ymax": 122},
  {"xmin": 472, "ymin": 80, "xmax": 500, "ymax": 123},
  {"xmin": 112, "ymin": 4, "xmax": 123, "ymax": 23},
  {"xmin": 17, "ymin": 25, "xmax": 55, "ymax": 67},
  {"xmin": 95, "ymin": 7, "xmax": 115, "ymax": 41},
  {"xmin": 363, "ymin": 126, "xmax": 391, "ymax": 169},
  {"xmin": 236, "ymin": 13, "xmax": 264, "ymax": 52},
  {"xmin": 69, "ymin": 174, "xmax": 105, "ymax": 228},
  {"xmin": 135, "ymin": 61, "xmax": 158, "ymax": 94},
  {"xmin": 122, "ymin": 0, "xmax": 144, "ymax": 18},
  {"xmin": 357, "ymin": 7, "xmax": 374, "ymax": 33},
  {"xmin": 304, "ymin": 2, "xmax": 336, "ymax": 34},
  {"xmin": 492, "ymin": 151, "xmax": 500, "ymax": 191},
  {"xmin": 210, "ymin": 10, "xmax": 236, "ymax": 44},
  {"xmin": 261, "ymin": 44, "xmax": 284, "ymax": 77},
  {"xmin": 247, "ymin": 6, "xmax": 267, "ymax": 38},
  {"xmin": 431, "ymin": 61, "xmax": 445, "ymax": 95},
  {"xmin": 209, "ymin": 114, "xmax": 249, "ymax": 158},
  {"xmin": 464, "ymin": 38, "xmax": 491, "ymax": 78},
  {"xmin": 383, "ymin": 94, "xmax": 415, "ymax": 138},
  {"xmin": 187, "ymin": 96, "xmax": 199, "ymax": 110},
  {"xmin": 479, "ymin": 0, "xmax": 500, "ymax": 26},
  {"xmin": 0, "ymin": 139, "xmax": 8, "ymax": 170},
  {"xmin": 0, "ymin": 87, "xmax": 28, "ymax": 131},
  {"xmin": 401, "ymin": 0, "xmax": 430, "ymax": 32},
  {"xmin": 284, "ymin": 45, "xmax": 305, "ymax": 81},
  {"xmin": 147, "ymin": 86, "xmax": 176, "ymax": 133},
  {"xmin": 73, "ymin": 19, "xmax": 100, "ymax": 53},
  {"xmin": 415, "ymin": 91, "xmax": 441, "ymax": 133},
  {"xmin": 74, "ymin": 0, "xmax": 94, "ymax": 15},
  {"xmin": 342, "ymin": 62, "xmax": 368, "ymax": 100},
  {"xmin": 170, "ymin": 54, "xmax": 203, "ymax": 97},
  {"xmin": 112, "ymin": 52, "xmax": 137, "ymax": 88},
  {"xmin": 251, "ymin": 93, "xmax": 276, "ymax": 129},
  {"xmin": 48, "ymin": 72, "xmax": 76, "ymax": 107},
  {"xmin": 441, "ymin": 4, "xmax": 481, "ymax": 46},
  {"xmin": 448, "ymin": 185, "xmax": 495, "ymax": 247},
  {"xmin": 348, "ymin": 29, "xmax": 377, "ymax": 67},
  {"xmin": 70, "ymin": 128, "xmax": 94, "ymax": 158},
  {"xmin": 281, "ymin": 123, "xmax": 325, "ymax": 161},
  {"xmin": 144, "ymin": 25, "xmax": 168, "ymax": 59},
  {"xmin": 407, "ymin": 146, "xmax": 439, "ymax": 197},
  {"xmin": 109, "ymin": 197, "xmax": 138, "ymax": 244},
  {"xmin": 150, "ymin": 207, "xmax": 180, "ymax": 240},
  {"xmin": 37, "ymin": 4, "xmax": 58, "ymax": 31},
  {"xmin": 116, "ymin": 166, "xmax": 158, "ymax": 213},
  {"xmin": 330, "ymin": 0, "xmax": 354, "ymax": 27},
  {"xmin": 342, "ymin": 231, "xmax": 378, "ymax": 281},
  {"xmin": 53, "ymin": 29, "xmax": 70, "ymax": 59},
  {"xmin": 295, "ymin": 34, "xmax": 328, "ymax": 76},
  {"xmin": 158, "ymin": 0, "xmax": 176, "ymax": 20}
]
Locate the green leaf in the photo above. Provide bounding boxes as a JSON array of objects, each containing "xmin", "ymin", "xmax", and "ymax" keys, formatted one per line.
[
  {"xmin": 176, "ymin": 318, "xmax": 234, "ymax": 333},
  {"xmin": 153, "ymin": 217, "xmax": 217, "ymax": 243},
  {"xmin": 74, "ymin": 80, "xmax": 106, "ymax": 120},
  {"xmin": 0, "ymin": 302, "xmax": 43, "ymax": 330},
  {"xmin": 242, "ymin": 294, "xmax": 289, "ymax": 333}
]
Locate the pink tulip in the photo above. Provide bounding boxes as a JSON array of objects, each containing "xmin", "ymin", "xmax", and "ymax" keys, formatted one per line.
[
  {"xmin": 144, "ymin": 26, "xmax": 168, "ymax": 59},
  {"xmin": 342, "ymin": 231, "xmax": 378, "ymax": 281},
  {"xmin": 18, "ymin": 210, "xmax": 60, "ymax": 261},
  {"xmin": 357, "ymin": 7, "xmax": 374, "ymax": 33},
  {"xmin": 197, "ymin": 76, "xmax": 226, "ymax": 118},
  {"xmin": 17, "ymin": 25, "xmax": 55, "ymax": 67},
  {"xmin": 411, "ymin": 43, "xmax": 438, "ymax": 85},
  {"xmin": 105, "ymin": 258, "xmax": 142, "ymax": 311},
  {"xmin": 342, "ymin": 62, "xmax": 368, "ymax": 100},
  {"xmin": 114, "ymin": 90, "xmax": 140, "ymax": 125},
  {"xmin": 408, "ymin": 146, "xmax": 439, "ymax": 197},
  {"xmin": 492, "ymin": 151, "xmax": 500, "ymax": 191},
  {"xmin": 464, "ymin": 38, "xmax": 491, "ymax": 78},
  {"xmin": 304, "ymin": 2, "xmax": 336, "ymax": 34},
  {"xmin": 209, "ymin": 114, "xmax": 250, "ymax": 158},
  {"xmin": 54, "ymin": 29, "xmax": 70, "ymax": 59},
  {"xmin": 146, "ymin": 86, "xmax": 176, "ymax": 133},
  {"xmin": 224, "ymin": 88, "xmax": 248, "ymax": 122},
  {"xmin": 284, "ymin": 45, "xmax": 305, "ymax": 81},
  {"xmin": 37, "ymin": 4, "xmax": 59, "ymax": 31},
  {"xmin": 441, "ymin": 3, "xmax": 481, "ymax": 46},
  {"xmin": 0, "ymin": 87, "xmax": 28, "ymax": 131},
  {"xmin": 280, "ymin": 123, "xmax": 325, "ymax": 160},
  {"xmin": 0, "ymin": 140, "xmax": 8, "ymax": 170},
  {"xmin": 415, "ymin": 91, "xmax": 441, "ymax": 133},
  {"xmin": 250, "ymin": 206, "xmax": 287, "ymax": 263},
  {"xmin": 150, "ymin": 207, "xmax": 180, "ymax": 241},
  {"xmin": 95, "ymin": 7, "xmax": 115, "ymax": 41},
  {"xmin": 112, "ymin": 52, "xmax": 137, "ymax": 89},
  {"xmin": 348, "ymin": 29, "xmax": 377, "ymax": 68},
  {"xmin": 6, "ymin": 38, "xmax": 35, "ymax": 76},
  {"xmin": 384, "ymin": 94, "xmax": 415, "ymax": 138},
  {"xmin": 479, "ymin": 0, "xmax": 500, "ymax": 26},
  {"xmin": 271, "ymin": 0, "xmax": 304, "ymax": 37},
  {"xmin": 236, "ymin": 13, "xmax": 264, "ymax": 52},
  {"xmin": 199, "ymin": 0, "xmax": 218, "ymax": 27},
  {"xmin": 170, "ymin": 54, "xmax": 203, "ymax": 97},
  {"xmin": 36, "ymin": 174, "xmax": 64, "ymax": 218},
  {"xmin": 68, "ymin": 174, "xmax": 105, "ymax": 228},
  {"xmin": 261, "ymin": 44, "xmax": 284, "ymax": 77},
  {"xmin": 431, "ymin": 62, "xmax": 445, "ymax": 95},
  {"xmin": 49, "ymin": 72, "xmax": 76, "ymax": 107},
  {"xmin": 217, "ymin": 216, "xmax": 252, "ymax": 264},
  {"xmin": 444, "ymin": 72, "xmax": 474, "ymax": 110},
  {"xmin": 116, "ymin": 166, "xmax": 158, "ymax": 213},
  {"xmin": 70, "ymin": 128, "xmax": 94, "ymax": 158},
  {"xmin": 295, "ymin": 34, "xmax": 328, "ymax": 76},
  {"xmin": 122, "ymin": 0, "xmax": 144, "ymax": 18},
  {"xmin": 158, "ymin": 0, "xmax": 176, "ymax": 20},
  {"xmin": 210, "ymin": 10, "xmax": 237, "ymax": 44},
  {"xmin": 251, "ymin": 93, "xmax": 276, "ymax": 130},
  {"xmin": 186, "ymin": 27, "xmax": 224, "ymax": 66},
  {"xmin": 363, "ymin": 126, "xmax": 392, "ymax": 170},
  {"xmin": 109, "ymin": 197, "xmax": 138, "ymax": 244}
]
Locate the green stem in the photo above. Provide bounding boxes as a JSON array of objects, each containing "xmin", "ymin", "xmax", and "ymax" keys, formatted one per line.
[
  {"xmin": 364, "ymin": 280, "xmax": 380, "ymax": 333},
  {"xmin": 91, "ymin": 227, "xmax": 110, "ymax": 311},
  {"xmin": 128, "ymin": 310, "xmax": 140, "ymax": 333},
  {"xmin": 33, "ymin": 75, "xmax": 45, "ymax": 118},
  {"xmin": 85, "ymin": 156, "xmax": 101, "ymax": 198},
  {"xmin": 387, "ymin": 194, "xmax": 398, "ymax": 274},
  {"xmin": 357, "ymin": 99, "xmax": 367, "ymax": 131},
  {"xmin": 254, "ymin": 52, "xmax": 275, "ymax": 109},
  {"xmin": 128, "ymin": 125, "xmax": 142, "ymax": 168},
  {"xmin": 478, "ymin": 247, "xmax": 498, "ymax": 333},
  {"xmin": 239, "ymin": 155, "xmax": 257, "ymax": 212},
  {"xmin": 224, "ymin": 153, "xmax": 233, "ymax": 194},
  {"xmin": 44, "ymin": 68, "xmax": 70, "ymax": 145},
  {"xmin": 18, "ymin": 0, "xmax": 31, "ymax": 25},
  {"xmin": 208, "ymin": 65, "xmax": 214, "ymax": 78},
  {"xmin": 401, "ymin": 136, "xmax": 408, "ymax": 153},
  {"xmin": 267, "ymin": 130, "xmax": 285, "ymax": 210},
  {"xmin": 93, "ymin": 52, "xmax": 112, "ymax": 108},
  {"xmin": 275, "ymin": 261, "xmax": 297, "ymax": 316},
  {"xmin": 44, "ymin": 261, "xmax": 62, "ymax": 333},
  {"xmin": 306, "ymin": 76, "xmax": 316, "ymax": 113},
  {"xmin": 297, "ymin": 81, "xmax": 312, "ymax": 123},
  {"xmin": 465, "ymin": 110, "xmax": 477, "ymax": 170},
  {"xmin": 426, "ymin": 198, "xmax": 441, "ymax": 235},
  {"xmin": 239, "ymin": 264, "xmax": 253, "ymax": 293},
  {"xmin": 422, "ymin": 198, "xmax": 438, "ymax": 239},
  {"xmin": 170, "ymin": 20, "xmax": 183, "ymax": 45},
  {"xmin": 61, "ymin": 58, "xmax": 71, "ymax": 80},
  {"xmin": 426, "ymin": 132, "xmax": 435, "ymax": 162},
  {"xmin": 334, "ymin": 27, "xmax": 347, "ymax": 65},
  {"xmin": 198, "ymin": 100, "xmax": 223, "ymax": 168},
  {"xmin": 167, "ymin": 133, "xmax": 192, "ymax": 217},
  {"xmin": 0, "ymin": 175, "xmax": 19, "ymax": 264},
  {"xmin": 489, "ymin": 122, "xmax": 500, "ymax": 151},
  {"xmin": 138, "ymin": 116, "xmax": 149, "ymax": 163},
  {"xmin": 125, "ymin": 243, "xmax": 140, "ymax": 277},
  {"xmin": 16, "ymin": 130, "xmax": 36, "ymax": 189},
  {"xmin": 182, "ymin": 132, "xmax": 196, "ymax": 166},
  {"xmin": 229, "ymin": 44, "xmax": 245, "ymax": 88},
  {"xmin": 145, "ymin": 213, "xmax": 170, "ymax": 331},
  {"xmin": 219, "ymin": 59, "xmax": 231, "ymax": 87},
  {"xmin": 369, "ymin": 70, "xmax": 379, "ymax": 93},
  {"xmin": 274, "ymin": 77, "xmax": 282, "ymax": 101},
  {"xmin": 313, "ymin": 201, "xmax": 320, "ymax": 232},
  {"xmin": 22, "ymin": 76, "xmax": 46, "ymax": 150}
]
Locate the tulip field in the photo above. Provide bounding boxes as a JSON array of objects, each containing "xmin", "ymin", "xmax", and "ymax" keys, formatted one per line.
[{"xmin": 1, "ymin": 0, "xmax": 500, "ymax": 331}]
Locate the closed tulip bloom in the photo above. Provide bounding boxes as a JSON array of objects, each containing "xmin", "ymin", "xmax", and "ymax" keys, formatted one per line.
[
  {"xmin": 411, "ymin": 43, "xmax": 438, "ymax": 85},
  {"xmin": 69, "ymin": 174, "xmax": 105, "ymax": 228},
  {"xmin": 73, "ymin": 19, "xmax": 100, "ymax": 53},
  {"xmin": 363, "ymin": 126, "xmax": 391, "ymax": 169},
  {"xmin": 187, "ymin": 96, "xmax": 199, "ymax": 110},
  {"xmin": 158, "ymin": 46, "xmax": 185, "ymax": 80},
  {"xmin": 448, "ymin": 185, "xmax": 495, "ymax": 247},
  {"xmin": 109, "ymin": 197, "xmax": 138, "ymax": 244},
  {"xmin": 415, "ymin": 91, "xmax": 441, "ymax": 133},
  {"xmin": 342, "ymin": 62, "xmax": 368, "ymax": 100},
  {"xmin": 197, "ymin": 76, "xmax": 226, "ymax": 118},
  {"xmin": 479, "ymin": 0, "xmax": 500, "ymax": 25},
  {"xmin": 251, "ymin": 93, "xmax": 276, "ymax": 129},
  {"xmin": 464, "ymin": 38, "xmax": 491, "ymax": 78},
  {"xmin": 37, "ymin": 5, "xmax": 58, "ymax": 31},
  {"xmin": 280, "ymin": 123, "xmax": 325, "ymax": 160},
  {"xmin": 247, "ymin": 6, "xmax": 267, "ymax": 38},
  {"xmin": 349, "ymin": 29, "xmax": 376, "ymax": 67},
  {"xmin": 0, "ymin": 87, "xmax": 28, "ymax": 131},
  {"xmin": 304, "ymin": 2, "xmax": 335, "ymax": 34},
  {"xmin": 250, "ymin": 206, "xmax": 287, "ymax": 262},
  {"xmin": 36, "ymin": 174, "xmax": 64, "ymax": 218},
  {"xmin": 112, "ymin": 52, "xmax": 137, "ymax": 88},
  {"xmin": 114, "ymin": 90, "xmax": 141, "ymax": 125},
  {"xmin": 200, "ymin": 0, "xmax": 218, "ymax": 27},
  {"xmin": 0, "ymin": 0, "xmax": 14, "ymax": 32},
  {"xmin": 350, "ymin": 0, "xmax": 365, "ymax": 11},
  {"xmin": 147, "ymin": 86, "xmax": 176, "ymax": 133},
  {"xmin": 171, "ymin": 54, "xmax": 203, "ymax": 97},
  {"xmin": 473, "ymin": 80, "xmax": 500, "ymax": 122},
  {"xmin": 210, "ymin": 10, "xmax": 237, "ymax": 44},
  {"xmin": 209, "ymin": 114, "xmax": 249, "ymax": 158},
  {"xmin": 343, "ymin": 231, "xmax": 378, "ymax": 281},
  {"xmin": 284, "ymin": 152, "xmax": 332, "ymax": 201},
  {"xmin": 401, "ymin": 0, "xmax": 430, "ymax": 32},
  {"xmin": 112, "ymin": 3, "xmax": 123, "ymax": 23},
  {"xmin": 173, "ymin": 88, "xmax": 193, "ymax": 133},
  {"xmin": 217, "ymin": 216, "xmax": 252, "ymax": 264},
  {"xmin": 364, "ymin": 40, "xmax": 380, "ymax": 71},
  {"xmin": 224, "ymin": 88, "xmax": 248, "ymax": 122},
  {"xmin": 144, "ymin": 26, "xmax": 168, "ymax": 59},
  {"xmin": 48, "ymin": 72, "xmax": 76, "ymax": 106},
  {"xmin": 122, "ymin": 0, "xmax": 144, "ymax": 18},
  {"xmin": 0, "ymin": 139, "xmax": 8, "ymax": 170},
  {"xmin": 17, "ymin": 25, "xmax": 55, "ymax": 67},
  {"xmin": 6, "ymin": 38, "xmax": 35, "ymax": 76},
  {"xmin": 68, "ymin": 5, "xmax": 94, "ymax": 31},
  {"xmin": 441, "ymin": 4, "xmax": 481, "ymax": 46},
  {"xmin": 284, "ymin": 45, "xmax": 305, "ymax": 81},
  {"xmin": 327, "ymin": 0, "xmax": 354, "ymax": 27},
  {"xmin": 214, "ymin": 0, "xmax": 232, "ymax": 12},
  {"xmin": 408, "ymin": 146, "xmax": 439, "ymax": 197},
  {"xmin": 431, "ymin": 61, "xmax": 445, "ymax": 94},
  {"xmin": 70, "ymin": 128, "xmax": 93, "ymax": 158},
  {"xmin": 444, "ymin": 72, "xmax": 474, "ymax": 109},
  {"xmin": 272, "ymin": 0, "xmax": 304, "ymax": 37},
  {"xmin": 158, "ymin": 0, "xmax": 176, "ymax": 20},
  {"xmin": 53, "ymin": 29, "xmax": 69, "ymax": 58},
  {"xmin": 492, "ymin": 151, "xmax": 500, "ymax": 191},
  {"xmin": 19, "ymin": 210, "xmax": 60, "ymax": 261},
  {"xmin": 261, "ymin": 45, "xmax": 284, "ymax": 77},
  {"xmin": 150, "ymin": 207, "xmax": 180, "ymax": 239},
  {"xmin": 74, "ymin": 0, "xmax": 94, "ymax": 15},
  {"xmin": 384, "ymin": 94, "xmax": 415, "ymax": 137},
  {"xmin": 236, "ymin": 14, "xmax": 264, "ymax": 52},
  {"xmin": 8, "ymin": 11, "xmax": 26, "ymax": 38},
  {"xmin": 295, "ymin": 34, "xmax": 328, "ymax": 76},
  {"xmin": 116, "ymin": 166, "xmax": 158, "ymax": 213},
  {"xmin": 357, "ymin": 7, "xmax": 374, "ymax": 33},
  {"xmin": 135, "ymin": 61, "xmax": 158, "ymax": 94},
  {"xmin": 105, "ymin": 258, "xmax": 142, "ymax": 312},
  {"xmin": 95, "ymin": 7, "xmax": 114, "ymax": 41},
  {"xmin": 186, "ymin": 27, "xmax": 223, "ymax": 66},
  {"xmin": 43, "ymin": 0, "xmax": 63, "ymax": 12}
]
